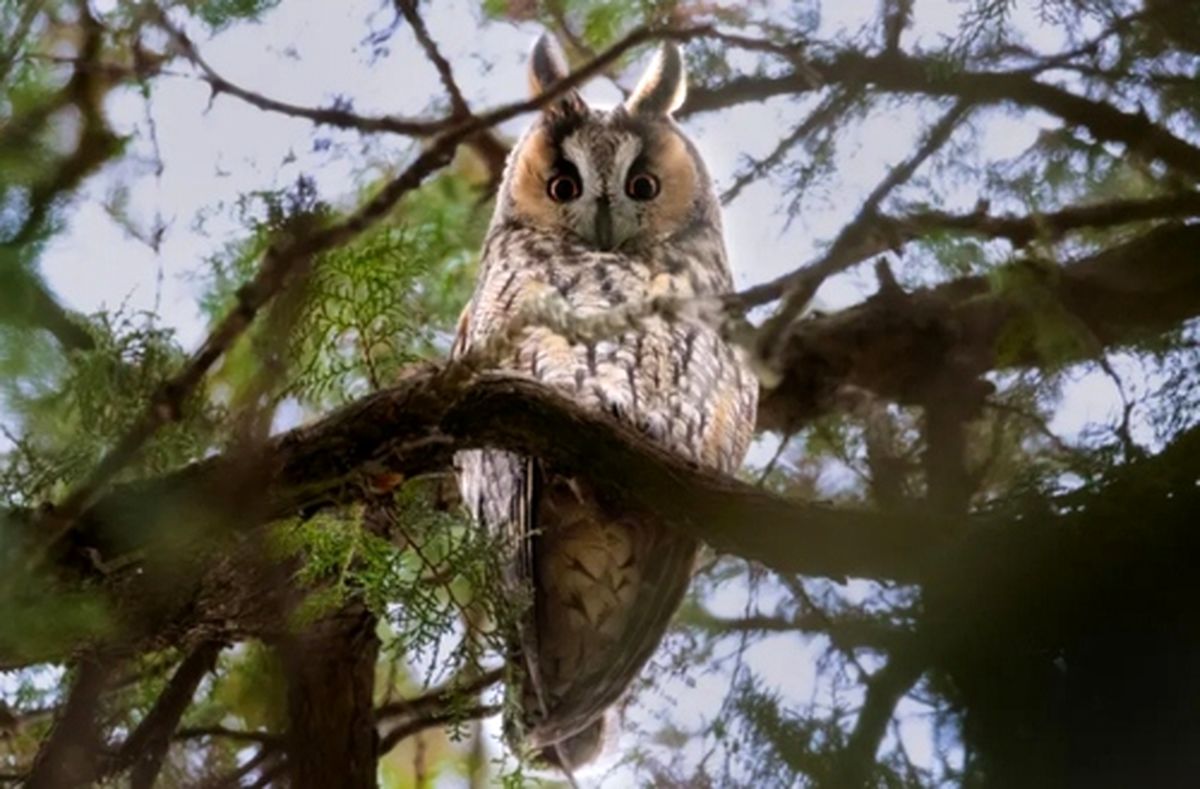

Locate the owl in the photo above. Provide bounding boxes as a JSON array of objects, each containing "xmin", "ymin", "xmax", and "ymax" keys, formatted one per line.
[{"xmin": 453, "ymin": 34, "xmax": 757, "ymax": 769}]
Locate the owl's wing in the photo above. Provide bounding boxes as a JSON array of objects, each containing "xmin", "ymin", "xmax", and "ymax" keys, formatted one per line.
[{"xmin": 452, "ymin": 295, "xmax": 549, "ymax": 725}]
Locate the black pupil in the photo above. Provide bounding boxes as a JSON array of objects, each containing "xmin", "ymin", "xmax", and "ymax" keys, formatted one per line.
[
  {"xmin": 550, "ymin": 176, "xmax": 578, "ymax": 202},
  {"xmin": 630, "ymin": 174, "xmax": 657, "ymax": 200}
]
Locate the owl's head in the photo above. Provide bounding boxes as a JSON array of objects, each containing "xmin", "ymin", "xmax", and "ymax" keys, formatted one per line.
[{"xmin": 497, "ymin": 34, "xmax": 718, "ymax": 252}]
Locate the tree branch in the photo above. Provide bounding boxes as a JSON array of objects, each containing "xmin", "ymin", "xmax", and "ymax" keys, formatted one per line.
[
  {"xmin": 687, "ymin": 49, "xmax": 1200, "ymax": 179},
  {"xmin": 105, "ymin": 642, "xmax": 222, "ymax": 788},
  {"xmin": 394, "ymin": 0, "xmax": 468, "ymax": 116},
  {"xmin": 6, "ymin": 220, "xmax": 1191, "ymax": 607},
  {"xmin": 376, "ymin": 668, "xmax": 503, "ymax": 723},
  {"xmin": 0, "ymin": 267, "xmax": 95, "ymax": 352},
  {"xmin": 876, "ymin": 190, "xmax": 1200, "ymax": 247},
  {"xmin": 744, "ymin": 101, "xmax": 971, "ymax": 352},
  {"xmin": 759, "ymin": 221, "xmax": 1200, "ymax": 431},
  {"xmin": 378, "ymin": 703, "xmax": 501, "ymax": 756},
  {"xmin": 830, "ymin": 649, "xmax": 925, "ymax": 787},
  {"xmin": 0, "ymin": 216, "xmax": 1193, "ymax": 671},
  {"xmin": 24, "ymin": 655, "xmax": 115, "ymax": 789},
  {"xmin": 0, "ymin": 4, "xmax": 114, "ymax": 353},
  {"xmin": 391, "ymin": 0, "xmax": 511, "ymax": 183},
  {"xmin": 158, "ymin": 13, "xmax": 449, "ymax": 136}
]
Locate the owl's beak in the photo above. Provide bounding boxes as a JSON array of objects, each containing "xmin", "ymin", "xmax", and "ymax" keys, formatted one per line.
[{"xmin": 593, "ymin": 197, "xmax": 615, "ymax": 250}]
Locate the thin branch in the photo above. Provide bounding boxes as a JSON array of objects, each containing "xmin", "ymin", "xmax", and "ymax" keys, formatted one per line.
[
  {"xmin": 174, "ymin": 726, "xmax": 280, "ymax": 745},
  {"xmin": 829, "ymin": 650, "xmax": 925, "ymax": 787},
  {"xmin": 882, "ymin": 0, "xmax": 913, "ymax": 53},
  {"xmin": 394, "ymin": 0, "xmax": 468, "ymax": 116},
  {"xmin": 691, "ymin": 609, "xmax": 905, "ymax": 650},
  {"xmin": 720, "ymin": 87, "xmax": 858, "ymax": 204},
  {"xmin": 157, "ymin": 13, "xmax": 448, "ymax": 137},
  {"xmin": 103, "ymin": 642, "xmax": 222, "ymax": 789},
  {"xmin": 378, "ymin": 703, "xmax": 501, "ymax": 756},
  {"xmin": 780, "ymin": 575, "xmax": 871, "ymax": 679},
  {"xmin": 685, "ymin": 48, "xmax": 1200, "ymax": 180},
  {"xmin": 747, "ymin": 101, "xmax": 971, "ymax": 355},
  {"xmin": 376, "ymin": 668, "xmax": 503, "ymax": 723},
  {"xmin": 878, "ymin": 190, "xmax": 1200, "ymax": 247}
]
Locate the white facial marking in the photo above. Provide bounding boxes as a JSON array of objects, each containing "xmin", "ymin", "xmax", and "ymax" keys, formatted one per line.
[
  {"xmin": 553, "ymin": 125, "xmax": 651, "ymax": 250},
  {"xmin": 610, "ymin": 135, "xmax": 645, "ymax": 249}
]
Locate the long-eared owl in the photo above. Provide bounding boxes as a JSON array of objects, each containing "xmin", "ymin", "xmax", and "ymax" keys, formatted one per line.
[{"xmin": 454, "ymin": 33, "xmax": 757, "ymax": 769}]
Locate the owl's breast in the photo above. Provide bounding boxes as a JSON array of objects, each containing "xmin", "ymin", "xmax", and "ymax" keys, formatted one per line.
[{"xmin": 463, "ymin": 238, "xmax": 755, "ymax": 470}]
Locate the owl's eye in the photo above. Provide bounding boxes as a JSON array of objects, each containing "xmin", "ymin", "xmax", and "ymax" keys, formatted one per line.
[
  {"xmin": 547, "ymin": 173, "xmax": 582, "ymax": 202},
  {"xmin": 626, "ymin": 172, "xmax": 660, "ymax": 201}
]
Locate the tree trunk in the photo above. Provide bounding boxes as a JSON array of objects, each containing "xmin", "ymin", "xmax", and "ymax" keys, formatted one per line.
[{"xmin": 280, "ymin": 602, "xmax": 380, "ymax": 788}]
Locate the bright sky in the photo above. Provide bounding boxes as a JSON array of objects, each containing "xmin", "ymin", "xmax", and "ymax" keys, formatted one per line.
[{"xmin": 15, "ymin": 0, "xmax": 1142, "ymax": 784}]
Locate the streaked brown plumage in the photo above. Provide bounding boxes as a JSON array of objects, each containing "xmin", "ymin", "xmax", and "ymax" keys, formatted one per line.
[{"xmin": 454, "ymin": 33, "xmax": 757, "ymax": 769}]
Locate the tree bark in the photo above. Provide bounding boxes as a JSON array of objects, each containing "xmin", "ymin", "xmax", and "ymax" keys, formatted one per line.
[
  {"xmin": 279, "ymin": 603, "xmax": 380, "ymax": 789},
  {"xmin": 24, "ymin": 656, "xmax": 114, "ymax": 789}
]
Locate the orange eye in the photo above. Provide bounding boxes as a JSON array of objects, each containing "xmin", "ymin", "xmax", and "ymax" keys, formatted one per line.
[
  {"xmin": 547, "ymin": 173, "xmax": 582, "ymax": 202},
  {"xmin": 626, "ymin": 172, "xmax": 660, "ymax": 201}
]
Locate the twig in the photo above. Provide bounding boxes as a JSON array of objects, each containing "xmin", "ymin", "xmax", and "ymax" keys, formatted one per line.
[
  {"xmin": 394, "ymin": 0, "xmax": 468, "ymax": 116},
  {"xmin": 375, "ymin": 668, "xmax": 503, "ymax": 722},
  {"xmin": 882, "ymin": 0, "xmax": 913, "ymax": 53},
  {"xmin": 200, "ymin": 744, "xmax": 278, "ymax": 789},
  {"xmin": 157, "ymin": 11, "xmax": 448, "ymax": 137},
  {"xmin": 780, "ymin": 575, "xmax": 871, "ymax": 679},
  {"xmin": 695, "ymin": 611, "xmax": 904, "ymax": 650},
  {"xmin": 745, "ymin": 101, "xmax": 971, "ymax": 357},
  {"xmin": 175, "ymin": 726, "xmax": 281, "ymax": 745},
  {"xmin": 720, "ymin": 87, "xmax": 858, "ymax": 204},
  {"xmin": 378, "ymin": 703, "xmax": 501, "ymax": 755},
  {"xmin": 754, "ymin": 433, "xmax": 793, "ymax": 486}
]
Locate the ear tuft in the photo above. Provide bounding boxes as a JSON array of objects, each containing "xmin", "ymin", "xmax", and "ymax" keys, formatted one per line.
[
  {"xmin": 529, "ymin": 33, "xmax": 571, "ymax": 95},
  {"xmin": 624, "ymin": 43, "xmax": 687, "ymax": 116},
  {"xmin": 528, "ymin": 33, "xmax": 585, "ymax": 116}
]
